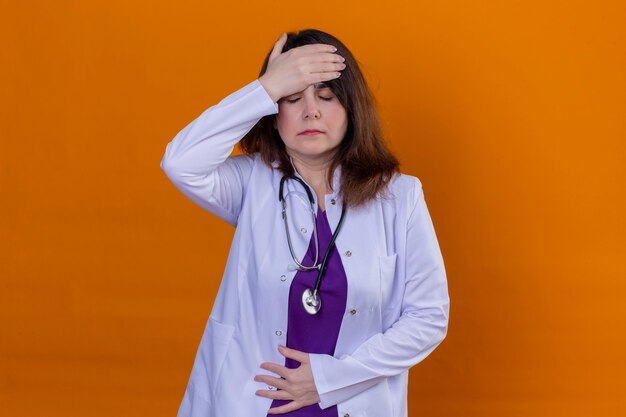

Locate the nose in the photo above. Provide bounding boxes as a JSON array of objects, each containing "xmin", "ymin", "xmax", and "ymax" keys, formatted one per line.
[{"xmin": 303, "ymin": 95, "xmax": 320, "ymax": 119}]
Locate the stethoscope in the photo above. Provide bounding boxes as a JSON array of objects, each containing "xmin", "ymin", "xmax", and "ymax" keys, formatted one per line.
[{"xmin": 279, "ymin": 175, "xmax": 347, "ymax": 315}]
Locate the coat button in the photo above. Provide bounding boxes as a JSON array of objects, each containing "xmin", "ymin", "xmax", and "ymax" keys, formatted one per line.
[
  {"xmin": 343, "ymin": 414, "xmax": 350, "ymax": 417},
  {"xmin": 349, "ymin": 308, "xmax": 357, "ymax": 316},
  {"xmin": 345, "ymin": 250, "xmax": 352, "ymax": 257},
  {"xmin": 280, "ymin": 275, "xmax": 287, "ymax": 282},
  {"xmin": 275, "ymin": 330, "xmax": 283, "ymax": 336},
  {"xmin": 300, "ymin": 227, "xmax": 307, "ymax": 234},
  {"xmin": 330, "ymin": 199, "xmax": 336, "ymax": 205}
]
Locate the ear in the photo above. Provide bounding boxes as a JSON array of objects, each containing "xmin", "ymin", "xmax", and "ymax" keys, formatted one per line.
[{"xmin": 272, "ymin": 115, "xmax": 278, "ymax": 130}]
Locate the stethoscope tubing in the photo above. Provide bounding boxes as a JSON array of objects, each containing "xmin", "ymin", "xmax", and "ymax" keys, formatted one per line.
[
  {"xmin": 280, "ymin": 175, "xmax": 320, "ymax": 270},
  {"xmin": 279, "ymin": 175, "xmax": 347, "ymax": 314},
  {"xmin": 312, "ymin": 204, "xmax": 346, "ymax": 295}
]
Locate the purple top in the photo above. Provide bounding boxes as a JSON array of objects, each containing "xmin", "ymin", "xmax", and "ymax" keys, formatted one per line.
[{"xmin": 267, "ymin": 207, "xmax": 347, "ymax": 417}]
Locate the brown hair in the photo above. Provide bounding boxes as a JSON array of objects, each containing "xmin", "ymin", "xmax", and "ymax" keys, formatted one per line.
[{"xmin": 239, "ymin": 29, "xmax": 399, "ymax": 208}]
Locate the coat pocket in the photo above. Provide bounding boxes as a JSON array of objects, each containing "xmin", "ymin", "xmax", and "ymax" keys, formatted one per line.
[{"xmin": 190, "ymin": 316, "xmax": 236, "ymax": 401}]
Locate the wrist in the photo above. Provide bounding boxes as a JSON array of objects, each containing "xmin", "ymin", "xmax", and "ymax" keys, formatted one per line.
[{"xmin": 258, "ymin": 75, "xmax": 282, "ymax": 103}]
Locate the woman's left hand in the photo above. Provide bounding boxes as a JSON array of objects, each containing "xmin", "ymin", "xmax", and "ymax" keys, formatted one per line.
[{"xmin": 254, "ymin": 345, "xmax": 321, "ymax": 414}]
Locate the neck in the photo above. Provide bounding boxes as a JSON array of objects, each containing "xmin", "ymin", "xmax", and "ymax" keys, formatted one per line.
[{"xmin": 289, "ymin": 154, "xmax": 333, "ymax": 191}]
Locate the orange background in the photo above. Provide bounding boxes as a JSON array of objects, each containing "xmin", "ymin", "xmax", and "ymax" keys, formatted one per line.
[{"xmin": 2, "ymin": 1, "xmax": 625, "ymax": 416}]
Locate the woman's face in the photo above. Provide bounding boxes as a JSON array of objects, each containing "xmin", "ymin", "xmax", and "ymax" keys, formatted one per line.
[{"xmin": 275, "ymin": 83, "xmax": 348, "ymax": 163}]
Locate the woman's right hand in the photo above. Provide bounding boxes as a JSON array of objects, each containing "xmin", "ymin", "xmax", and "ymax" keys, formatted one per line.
[{"xmin": 258, "ymin": 33, "xmax": 346, "ymax": 103}]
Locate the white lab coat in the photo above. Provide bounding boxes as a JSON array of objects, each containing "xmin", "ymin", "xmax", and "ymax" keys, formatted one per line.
[{"xmin": 160, "ymin": 79, "xmax": 450, "ymax": 417}]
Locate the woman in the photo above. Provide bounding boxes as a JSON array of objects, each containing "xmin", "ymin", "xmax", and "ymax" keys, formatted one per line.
[{"xmin": 161, "ymin": 29, "xmax": 449, "ymax": 417}]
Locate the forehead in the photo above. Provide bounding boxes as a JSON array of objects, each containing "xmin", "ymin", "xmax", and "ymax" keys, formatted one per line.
[
  {"xmin": 299, "ymin": 83, "xmax": 331, "ymax": 92},
  {"xmin": 283, "ymin": 83, "xmax": 333, "ymax": 99}
]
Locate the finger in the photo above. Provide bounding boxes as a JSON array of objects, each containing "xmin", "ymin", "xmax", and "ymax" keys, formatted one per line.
[
  {"xmin": 267, "ymin": 401, "xmax": 304, "ymax": 415},
  {"xmin": 293, "ymin": 50, "xmax": 343, "ymax": 67},
  {"xmin": 311, "ymin": 72, "xmax": 343, "ymax": 84},
  {"xmin": 255, "ymin": 388, "xmax": 293, "ymax": 401},
  {"xmin": 269, "ymin": 33, "xmax": 287, "ymax": 60},
  {"xmin": 305, "ymin": 52, "xmax": 346, "ymax": 64},
  {"xmin": 305, "ymin": 62, "xmax": 347, "ymax": 75},
  {"xmin": 292, "ymin": 43, "xmax": 338, "ymax": 55},
  {"xmin": 254, "ymin": 374, "xmax": 288, "ymax": 390},
  {"xmin": 260, "ymin": 361, "xmax": 291, "ymax": 378},
  {"xmin": 278, "ymin": 345, "xmax": 309, "ymax": 363}
]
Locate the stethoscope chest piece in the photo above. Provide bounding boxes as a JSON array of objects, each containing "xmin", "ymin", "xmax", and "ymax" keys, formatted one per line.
[{"xmin": 302, "ymin": 288, "xmax": 321, "ymax": 315}]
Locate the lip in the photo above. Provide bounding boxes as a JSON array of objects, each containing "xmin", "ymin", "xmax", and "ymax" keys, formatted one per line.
[{"xmin": 298, "ymin": 129, "xmax": 324, "ymax": 136}]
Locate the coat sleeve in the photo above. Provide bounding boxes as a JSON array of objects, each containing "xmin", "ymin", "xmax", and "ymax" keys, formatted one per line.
[
  {"xmin": 160, "ymin": 79, "xmax": 278, "ymax": 226},
  {"xmin": 308, "ymin": 180, "xmax": 450, "ymax": 409}
]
